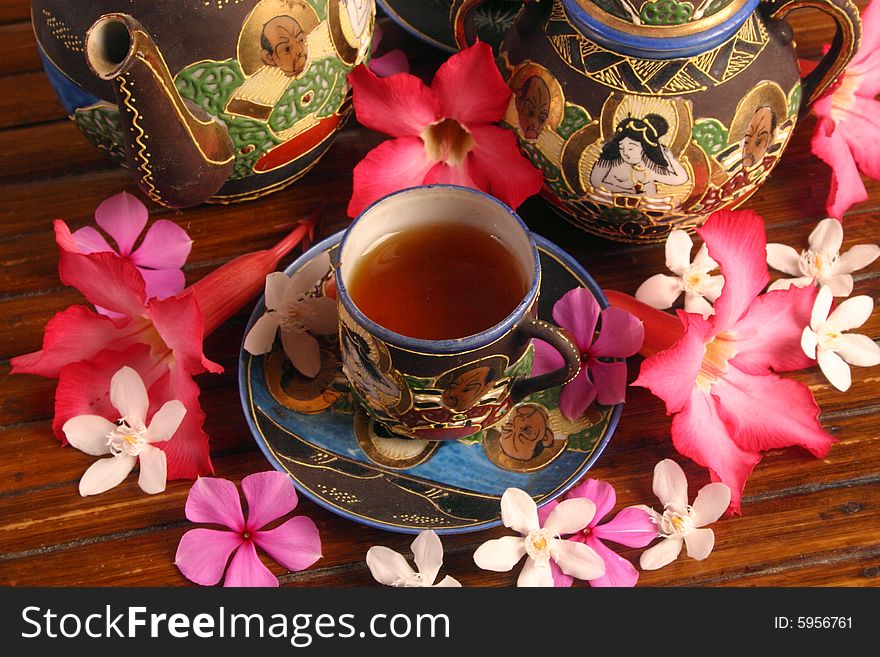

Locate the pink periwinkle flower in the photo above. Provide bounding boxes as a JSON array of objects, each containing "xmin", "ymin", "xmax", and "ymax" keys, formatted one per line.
[
  {"xmin": 175, "ymin": 471, "xmax": 322, "ymax": 587},
  {"xmin": 532, "ymin": 287, "xmax": 644, "ymax": 420},
  {"xmin": 538, "ymin": 478, "xmax": 657, "ymax": 587}
]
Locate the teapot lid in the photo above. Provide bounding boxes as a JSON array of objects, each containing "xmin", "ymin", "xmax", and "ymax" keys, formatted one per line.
[{"xmin": 563, "ymin": 0, "xmax": 761, "ymax": 59}]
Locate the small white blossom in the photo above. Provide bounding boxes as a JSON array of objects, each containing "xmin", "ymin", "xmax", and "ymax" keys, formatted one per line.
[{"xmin": 366, "ymin": 530, "xmax": 461, "ymax": 587}]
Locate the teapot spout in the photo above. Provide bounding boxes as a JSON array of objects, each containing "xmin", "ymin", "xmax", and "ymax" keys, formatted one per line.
[{"xmin": 85, "ymin": 14, "xmax": 234, "ymax": 208}]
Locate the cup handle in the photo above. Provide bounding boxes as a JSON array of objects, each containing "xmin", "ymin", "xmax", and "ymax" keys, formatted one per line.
[
  {"xmin": 761, "ymin": 0, "xmax": 862, "ymax": 110},
  {"xmin": 510, "ymin": 318, "xmax": 581, "ymax": 403},
  {"xmin": 450, "ymin": 0, "xmax": 490, "ymax": 49}
]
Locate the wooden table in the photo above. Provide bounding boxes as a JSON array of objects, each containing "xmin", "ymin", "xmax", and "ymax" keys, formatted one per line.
[{"xmin": 1, "ymin": 3, "xmax": 878, "ymax": 588}]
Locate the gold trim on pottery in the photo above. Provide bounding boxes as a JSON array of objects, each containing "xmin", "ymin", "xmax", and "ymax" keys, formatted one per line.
[
  {"xmin": 509, "ymin": 61, "xmax": 565, "ymax": 141},
  {"xmin": 354, "ymin": 411, "xmax": 440, "ymax": 470},
  {"xmin": 264, "ymin": 348, "xmax": 344, "ymax": 413},
  {"xmin": 571, "ymin": 0, "xmax": 750, "ymax": 37},
  {"xmin": 328, "ymin": 0, "xmax": 374, "ymax": 66}
]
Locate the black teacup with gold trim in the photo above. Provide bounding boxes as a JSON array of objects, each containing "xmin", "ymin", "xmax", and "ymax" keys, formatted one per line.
[{"xmin": 335, "ymin": 185, "xmax": 581, "ymax": 441}]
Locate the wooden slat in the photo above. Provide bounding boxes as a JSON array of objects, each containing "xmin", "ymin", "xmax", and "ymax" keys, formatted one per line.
[
  {"xmin": 0, "ymin": 21, "xmax": 41, "ymax": 76},
  {"xmin": 0, "ymin": 71, "xmax": 65, "ymax": 128},
  {"xmin": 0, "ymin": 120, "xmax": 114, "ymax": 181},
  {"xmin": 0, "ymin": 2, "xmax": 30, "ymax": 25}
]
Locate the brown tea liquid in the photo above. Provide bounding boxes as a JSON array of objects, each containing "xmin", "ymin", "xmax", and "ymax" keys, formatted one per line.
[{"xmin": 347, "ymin": 223, "xmax": 530, "ymax": 340}]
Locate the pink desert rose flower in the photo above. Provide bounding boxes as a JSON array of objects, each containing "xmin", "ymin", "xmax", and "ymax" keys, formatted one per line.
[
  {"xmin": 538, "ymin": 478, "xmax": 657, "ymax": 587},
  {"xmin": 175, "ymin": 471, "xmax": 322, "ymax": 587},
  {"xmin": 633, "ymin": 210, "xmax": 834, "ymax": 514},
  {"xmin": 811, "ymin": 0, "xmax": 880, "ymax": 218},
  {"xmin": 532, "ymin": 287, "xmax": 644, "ymax": 420},
  {"xmin": 70, "ymin": 192, "xmax": 192, "ymax": 309},
  {"xmin": 346, "ymin": 42, "xmax": 543, "ymax": 217},
  {"xmin": 368, "ymin": 22, "xmax": 409, "ymax": 77},
  {"xmin": 638, "ymin": 460, "xmax": 730, "ymax": 570}
]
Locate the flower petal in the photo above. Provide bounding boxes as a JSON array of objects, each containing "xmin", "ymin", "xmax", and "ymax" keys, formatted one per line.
[
  {"xmin": 281, "ymin": 328, "xmax": 322, "ymax": 379},
  {"xmin": 834, "ymin": 244, "xmax": 880, "ymax": 275},
  {"xmin": 431, "ymin": 42, "xmax": 511, "ymax": 125},
  {"xmin": 347, "ymin": 137, "xmax": 435, "ymax": 218},
  {"xmin": 517, "ymin": 558, "xmax": 554, "ymax": 587},
  {"xmin": 465, "ymin": 125, "xmax": 544, "ymax": 210},
  {"xmin": 223, "ymin": 540, "xmax": 278, "ymax": 587},
  {"xmin": 703, "ymin": 275, "xmax": 724, "ymax": 302},
  {"xmin": 423, "ymin": 160, "xmax": 477, "ymax": 187},
  {"xmin": 473, "ymin": 536, "xmax": 526, "ymax": 572},
  {"xmin": 552, "ymin": 538, "xmax": 606, "ymax": 581},
  {"xmin": 691, "ymin": 483, "xmax": 731, "ymax": 527},
  {"xmin": 151, "ymin": 367, "xmax": 213, "ymax": 480},
  {"xmin": 836, "ymin": 96, "xmax": 880, "ymax": 181},
  {"xmin": 728, "ymin": 284, "xmax": 817, "ymax": 374},
  {"xmin": 411, "ymin": 529, "xmax": 444, "ymax": 586},
  {"xmin": 137, "ymin": 445, "xmax": 167, "ymax": 494},
  {"xmin": 713, "ymin": 364, "xmax": 835, "ymax": 457},
  {"xmin": 148, "ymin": 292, "xmax": 222, "ymax": 375},
  {"xmin": 433, "ymin": 575, "xmax": 462, "ymax": 587},
  {"xmin": 811, "ymin": 284, "xmax": 834, "ymax": 331},
  {"xmin": 640, "ymin": 537, "xmax": 683, "ymax": 570},
  {"xmin": 63, "ymin": 415, "xmax": 115, "ymax": 456},
  {"xmin": 808, "ymin": 217, "xmax": 843, "ymax": 255},
  {"xmin": 635, "ymin": 274, "xmax": 683, "ymax": 310},
  {"xmin": 287, "ymin": 251, "xmax": 332, "ymax": 300},
  {"xmin": 584, "ymin": 537, "xmax": 640, "ymax": 587},
  {"xmin": 802, "ymin": 327, "xmax": 819, "ymax": 359},
  {"xmin": 558, "ymin": 368, "xmax": 597, "ymax": 420},
  {"xmin": 110, "ymin": 366, "xmax": 149, "ymax": 426},
  {"xmin": 184, "ymin": 476, "xmax": 245, "ymax": 532},
  {"xmin": 684, "ymin": 527, "xmax": 715, "ymax": 560},
  {"xmin": 94, "ymin": 192, "xmax": 148, "ymax": 257},
  {"xmin": 591, "ymin": 307, "xmax": 644, "ymax": 358},
  {"xmin": 665, "ymin": 230, "xmax": 694, "ymax": 275},
  {"xmin": 811, "ymin": 115, "xmax": 868, "ymax": 219},
  {"xmin": 818, "ymin": 346, "xmax": 852, "ymax": 391},
  {"xmin": 139, "ymin": 267, "xmax": 186, "ymax": 301},
  {"xmin": 551, "ymin": 287, "xmax": 600, "ymax": 352},
  {"xmin": 241, "ymin": 471, "xmax": 299, "ymax": 531},
  {"xmin": 264, "ymin": 272, "xmax": 290, "ymax": 312},
  {"xmin": 683, "ymin": 293, "xmax": 715, "ymax": 319},
  {"xmin": 243, "ymin": 313, "xmax": 282, "ymax": 356},
  {"xmin": 766, "ymin": 243, "xmax": 803, "ymax": 276},
  {"xmin": 549, "ymin": 560, "xmax": 574, "ymax": 588},
  {"xmin": 531, "ymin": 338, "xmax": 565, "ymax": 376},
  {"xmin": 304, "ymin": 297, "xmax": 339, "ymax": 335},
  {"xmin": 592, "ymin": 506, "xmax": 658, "ymax": 548},
  {"xmin": 588, "ymin": 359, "xmax": 628, "ymax": 406},
  {"xmin": 500, "ymin": 487, "xmax": 539, "ymax": 535},
  {"xmin": 175, "ymin": 528, "xmax": 242, "ymax": 586},
  {"xmin": 671, "ymin": 388, "xmax": 761, "ymax": 514},
  {"xmin": 652, "ymin": 459, "xmax": 689, "ymax": 510},
  {"xmin": 834, "ymin": 333, "xmax": 880, "ymax": 367},
  {"xmin": 544, "ymin": 498, "xmax": 596, "ymax": 536},
  {"xmin": 79, "ymin": 454, "xmax": 136, "ymax": 496},
  {"xmin": 827, "ymin": 295, "xmax": 874, "ymax": 331},
  {"xmin": 564, "ymin": 478, "xmax": 615, "ymax": 524},
  {"xmin": 253, "ymin": 516, "xmax": 322, "ymax": 572},
  {"xmin": 824, "ymin": 273, "xmax": 855, "ymax": 298},
  {"xmin": 697, "ymin": 210, "xmax": 770, "ymax": 331},
  {"xmin": 768, "ymin": 276, "xmax": 814, "ymax": 292},
  {"xmin": 369, "ymin": 49, "xmax": 410, "ymax": 77},
  {"xmin": 348, "ymin": 65, "xmax": 440, "ymax": 138},
  {"xmin": 129, "ymin": 219, "xmax": 192, "ymax": 270},
  {"xmin": 366, "ymin": 546, "xmax": 416, "ymax": 585},
  {"xmin": 71, "ymin": 226, "xmax": 114, "ymax": 255}
]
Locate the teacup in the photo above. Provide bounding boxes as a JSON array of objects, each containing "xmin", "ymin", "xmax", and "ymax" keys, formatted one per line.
[{"xmin": 334, "ymin": 185, "xmax": 581, "ymax": 441}]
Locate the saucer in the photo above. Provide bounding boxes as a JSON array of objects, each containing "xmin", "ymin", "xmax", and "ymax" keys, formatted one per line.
[
  {"xmin": 238, "ymin": 231, "xmax": 621, "ymax": 534},
  {"xmin": 377, "ymin": 0, "xmax": 520, "ymax": 52}
]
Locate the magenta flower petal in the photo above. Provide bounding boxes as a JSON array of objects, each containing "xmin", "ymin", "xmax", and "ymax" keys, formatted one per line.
[
  {"xmin": 223, "ymin": 540, "xmax": 279, "ymax": 588},
  {"xmin": 591, "ymin": 507, "xmax": 657, "ymax": 548},
  {"xmin": 140, "ymin": 267, "xmax": 186, "ymax": 302},
  {"xmin": 465, "ymin": 125, "xmax": 544, "ymax": 210},
  {"xmin": 241, "ymin": 471, "xmax": 299, "ymax": 531},
  {"xmin": 71, "ymin": 226, "xmax": 114, "ymax": 254},
  {"xmin": 552, "ymin": 287, "xmax": 600, "ymax": 352},
  {"xmin": 564, "ymin": 478, "xmax": 615, "ymax": 524},
  {"xmin": 424, "ymin": 160, "xmax": 477, "ymax": 187},
  {"xmin": 531, "ymin": 338, "xmax": 565, "ymax": 377},
  {"xmin": 671, "ymin": 388, "xmax": 761, "ymax": 514},
  {"xmin": 185, "ymin": 477, "xmax": 245, "ymax": 532},
  {"xmin": 430, "ymin": 42, "xmax": 511, "ymax": 125},
  {"xmin": 175, "ymin": 528, "xmax": 242, "ymax": 586},
  {"xmin": 94, "ymin": 191, "xmax": 148, "ymax": 257},
  {"xmin": 713, "ymin": 365, "xmax": 834, "ymax": 457},
  {"xmin": 147, "ymin": 292, "xmax": 222, "ymax": 376},
  {"xmin": 812, "ymin": 114, "xmax": 870, "ymax": 219},
  {"xmin": 253, "ymin": 516, "xmax": 322, "ymax": 572},
  {"xmin": 697, "ymin": 210, "xmax": 769, "ymax": 330},
  {"xmin": 369, "ymin": 49, "xmax": 410, "ymax": 77},
  {"xmin": 837, "ymin": 96, "xmax": 880, "ymax": 181},
  {"xmin": 591, "ymin": 307, "xmax": 645, "ymax": 358},
  {"xmin": 588, "ymin": 358, "xmax": 628, "ymax": 406},
  {"xmin": 347, "ymin": 137, "xmax": 435, "ymax": 218},
  {"xmin": 549, "ymin": 559, "xmax": 574, "ymax": 588},
  {"xmin": 584, "ymin": 536, "xmax": 640, "ymax": 588},
  {"xmin": 559, "ymin": 367, "xmax": 597, "ymax": 421},
  {"xmin": 130, "ymin": 219, "xmax": 193, "ymax": 270}
]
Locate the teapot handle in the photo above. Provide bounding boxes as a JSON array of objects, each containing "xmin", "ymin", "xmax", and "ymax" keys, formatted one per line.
[
  {"xmin": 761, "ymin": 0, "xmax": 862, "ymax": 110},
  {"xmin": 450, "ymin": 0, "xmax": 490, "ymax": 49}
]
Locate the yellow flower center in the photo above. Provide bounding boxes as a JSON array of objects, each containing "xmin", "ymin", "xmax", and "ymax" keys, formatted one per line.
[
  {"xmin": 695, "ymin": 331, "xmax": 738, "ymax": 392},
  {"xmin": 107, "ymin": 420, "xmax": 148, "ymax": 457},
  {"xmin": 420, "ymin": 118, "xmax": 475, "ymax": 167}
]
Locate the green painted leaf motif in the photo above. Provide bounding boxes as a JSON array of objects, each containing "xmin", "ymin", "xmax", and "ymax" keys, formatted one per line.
[
  {"xmin": 558, "ymin": 104, "xmax": 591, "ymax": 140},
  {"xmin": 402, "ymin": 374, "xmax": 435, "ymax": 390},
  {"xmin": 269, "ymin": 58, "xmax": 348, "ymax": 132},
  {"xmin": 73, "ymin": 104, "xmax": 125, "ymax": 162},
  {"xmin": 505, "ymin": 344, "xmax": 535, "ymax": 379},
  {"xmin": 702, "ymin": 0, "xmax": 732, "ymax": 18},
  {"xmin": 788, "ymin": 82, "xmax": 803, "ymax": 118},
  {"xmin": 565, "ymin": 407, "xmax": 612, "ymax": 452},
  {"xmin": 692, "ymin": 118, "xmax": 729, "ymax": 156},
  {"xmin": 640, "ymin": 0, "xmax": 694, "ymax": 25}
]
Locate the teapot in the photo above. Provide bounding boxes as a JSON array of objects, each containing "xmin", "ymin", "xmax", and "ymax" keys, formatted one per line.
[
  {"xmin": 32, "ymin": 1, "xmax": 375, "ymax": 208},
  {"xmin": 452, "ymin": 0, "xmax": 861, "ymax": 241}
]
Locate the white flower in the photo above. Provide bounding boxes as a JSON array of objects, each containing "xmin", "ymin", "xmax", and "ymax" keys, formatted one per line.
[
  {"xmin": 638, "ymin": 459, "xmax": 730, "ymax": 570},
  {"xmin": 767, "ymin": 218, "xmax": 879, "ymax": 296},
  {"xmin": 62, "ymin": 366, "xmax": 186, "ymax": 497},
  {"xmin": 366, "ymin": 530, "xmax": 461, "ymax": 587},
  {"xmin": 244, "ymin": 252, "xmax": 338, "ymax": 378},
  {"xmin": 473, "ymin": 488, "xmax": 605, "ymax": 587},
  {"xmin": 635, "ymin": 230, "xmax": 724, "ymax": 319},
  {"xmin": 801, "ymin": 285, "xmax": 880, "ymax": 392}
]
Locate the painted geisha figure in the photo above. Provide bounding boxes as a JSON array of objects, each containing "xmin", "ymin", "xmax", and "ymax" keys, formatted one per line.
[{"xmin": 589, "ymin": 115, "xmax": 689, "ymax": 196}]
